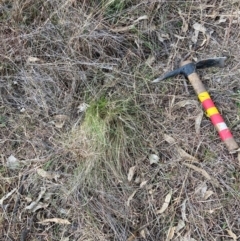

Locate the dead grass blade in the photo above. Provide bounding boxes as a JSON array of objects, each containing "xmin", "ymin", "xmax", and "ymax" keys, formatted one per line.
[
  {"xmin": 0, "ymin": 188, "xmax": 17, "ymax": 205},
  {"xmin": 38, "ymin": 218, "xmax": 71, "ymax": 225}
]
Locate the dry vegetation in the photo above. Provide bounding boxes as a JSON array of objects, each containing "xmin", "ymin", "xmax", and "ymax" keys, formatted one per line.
[{"xmin": 1, "ymin": 0, "xmax": 240, "ymax": 240}]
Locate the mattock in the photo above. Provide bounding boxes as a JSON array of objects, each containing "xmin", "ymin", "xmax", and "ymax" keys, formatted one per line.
[{"xmin": 153, "ymin": 57, "xmax": 240, "ymax": 156}]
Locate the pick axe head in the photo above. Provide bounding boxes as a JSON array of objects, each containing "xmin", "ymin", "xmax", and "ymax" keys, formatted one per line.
[{"xmin": 152, "ymin": 57, "xmax": 227, "ymax": 83}]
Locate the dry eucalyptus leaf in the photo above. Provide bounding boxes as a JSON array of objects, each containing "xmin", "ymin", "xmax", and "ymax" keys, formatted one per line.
[
  {"xmin": 140, "ymin": 229, "xmax": 146, "ymax": 239},
  {"xmin": 192, "ymin": 23, "xmax": 206, "ymax": 44},
  {"xmin": 145, "ymin": 55, "xmax": 156, "ymax": 66},
  {"xmin": 127, "ymin": 190, "xmax": 137, "ymax": 207},
  {"xmin": 7, "ymin": 154, "xmax": 20, "ymax": 170},
  {"xmin": 156, "ymin": 32, "xmax": 170, "ymax": 43},
  {"xmin": 156, "ymin": 190, "xmax": 172, "ymax": 214},
  {"xmin": 39, "ymin": 218, "xmax": 71, "ymax": 225},
  {"xmin": 0, "ymin": 188, "xmax": 17, "ymax": 205},
  {"xmin": 25, "ymin": 187, "xmax": 46, "ymax": 211},
  {"xmin": 128, "ymin": 166, "xmax": 136, "ymax": 182},
  {"xmin": 37, "ymin": 168, "xmax": 60, "ymax": 181},
  {"xmin": 134, "ymin": 176, "xmax": 141, "ymax": 184},
  {"xmin": 204, "ymin": 190, "xmax": 214, "ymax": 200},
  {"xmin": 134, "ymin": 15, "xmax": 148, "ymax": 23},
  {"xmin": 166, "ymin": 226, "xmax": 175, "ymax": 241},
  {"xmin": 111, "ymin": 25, "xmax": 135, "ymax": 33},
  {"xmin": 27, "ymin": 56, "xmax": 42, "ymax": 63},
  {"xmin": 226, "ymin": 229, "xmax": 237, "ymax": 241},
  {"xmin": 174, "ymin": 34, "xmax": 186, "ymax": 40},
  {"xmin": 32, "ymin": 202, "xmax": 49, "ymax": 212},
  {"xmin": 163, "ymin": 134, "xmax": 199, "ymax": 163},
  {"xmin": 178, "ymin": 148, "xmax": 198, "ymax": 162},
  {"xmin": 140, "ymin": 180, "xmax": 148, "ymax": 188},
  {"xmin": 163, "ymin": 134, "xmax": 176, "ymax": 144},
  {"xmin": 149, "ymin": 154, "xmax": 159, "ymax": 164},
  {"xmin": 183, "ymin": 163, "xmax": 211, "ymax": 180}
]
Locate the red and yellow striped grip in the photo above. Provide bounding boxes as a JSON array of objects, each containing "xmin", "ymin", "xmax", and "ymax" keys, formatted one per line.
[{"xmin": 198, "ymin": 91, "xmax": 233, "ymax": 141}]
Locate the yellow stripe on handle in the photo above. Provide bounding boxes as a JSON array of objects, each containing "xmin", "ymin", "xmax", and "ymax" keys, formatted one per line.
[
  {"xmin": 206, "ymin": 106, "xmax": 219, "ymax": 117},
  {"xmin": 198, "ymin": 91, "xmax": 210, "ymax": 102}
]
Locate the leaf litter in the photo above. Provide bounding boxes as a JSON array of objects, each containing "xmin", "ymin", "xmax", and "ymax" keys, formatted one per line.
[{"xmin": 156, "ymin": 190, "xmax": 172, "ymax": 214}]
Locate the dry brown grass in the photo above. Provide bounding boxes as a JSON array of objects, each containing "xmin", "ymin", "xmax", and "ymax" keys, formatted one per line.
[{"xmin": 1, "ymin": 0, "xmax": 240, "ymax": 240}]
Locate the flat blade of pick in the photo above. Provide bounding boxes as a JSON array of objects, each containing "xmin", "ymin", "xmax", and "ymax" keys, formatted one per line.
[{"xmin": 196, "ymin": 57, "xmax": 227, "ymax": 69}]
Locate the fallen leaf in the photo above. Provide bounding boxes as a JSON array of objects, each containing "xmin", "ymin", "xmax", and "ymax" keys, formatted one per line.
[
  {"xmin": 156, "ymin": 190, "xmax": 172, "ymax": 214},
  {"xmin": 181, "ymin": 199, "xmax": 189, "ymax": 222},
  {"xmin": 149, "ymin": 154, "xmax": 159, "ymax": 164},
  {"xmin": 27, "ymin": 56, "xmax": 42, "ymax": 63},
  {"xmin": 145, "ymin": 55, "xmax": 156, "ymax": 66},
  {"xmin": 226, "ymin": 229, "xmax": 237, "ymax": 241},
  {"xmin": 174, "ymin": 34, "xmax": 186, "ymax": 40},
  {"xmin": 111, "ymin": 25, "xmax": 135, "ymax": 33},
  {"xmin": 178, "ymin": 9, "xmax": 188, "ymax": 32},
  {"xmin": 183, "ymin": 163, "xmax": 211, "ymax": 180},
  {"xmin": 25, "ymin": 187, "xmax": 46, "ymax": 212},
  {"xmin": 32, "ymin": 202, "xmax": 49, "ymax": 212},
  {"xmin": 7, "ymin": 155, "xmax": 20, "ymax": 170},
  {"xmin": 0, "ymin": 188, "xmax": 17, "ymax": 205},
  {"xmin": 191, "ymin": 22, "xmax": 206, "ymax": 44},
  {"xmin": 163, "ymin": 134, "xmax": 199, "ymax": 162},
  {"xmin": 134, "ymin": 15, "xmax": 148, "ymax": 23},
  {"xmin": 140, "ymin": 229, "xmax": 146, "ymax": 239},
  {"xmin": 163, "ymin": 134, "xmax": 177, "ymax": 144},
  {"xmin": 166, "ymin": 226, "xmax": 175, "ymax": 241},
  {"xmin": 37, "ymin": 168, "xmax": 60, "ymax": 181},
  {"xmin": 39, "ymin": 218, "xmax": 71, "ymax": 225},
  {"xmin": 134, "ymin": 176, "xmax": 141, "ymax": 184},
  {"xmin": 178, "ymin": 148, "xmax": 197, "ymax": 162},
  {"xmin": 128, "ymin": 166, "xmax": 136, "ymax": 182},
  {"xmin": 127, "ymin": 190, "xmax": 137, "ymax": 206},
  {"xmin": 156, "ymin": 32, "xmax": 170, "ymax": 43},
  {"xmin": 204, "ymin": 190, "xmax": 214, "ymax": 200},
  {"xmin": 140, "ymin": 180, "xmax": 148, "ymax": 188},
  {"xmin": 195, "ymin": 111, "xmax": 203, "ymax": 135}
]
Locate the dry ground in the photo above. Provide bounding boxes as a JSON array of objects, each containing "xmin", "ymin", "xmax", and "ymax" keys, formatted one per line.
[{"xmin": 1, "ymin": 0, "xmax": 240, "ymax": 240}]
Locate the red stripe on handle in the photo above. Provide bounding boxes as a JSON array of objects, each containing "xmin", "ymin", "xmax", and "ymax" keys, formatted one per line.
[
  {"xmin": 219, "ymin": 129, "xmax": 233, "ymax": 141},
  {"xmin": 210, "ymin": 114, "xmax": 224, "ymax": 125},
  {"xmin": 202, "ymin": 99, "xmax": 215, "ymax": 110}
]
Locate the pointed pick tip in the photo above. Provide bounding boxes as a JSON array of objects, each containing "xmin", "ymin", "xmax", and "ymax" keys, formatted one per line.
[{"xmin": 152, "ymin": 77, "xmax": 164, "ymax": 83}]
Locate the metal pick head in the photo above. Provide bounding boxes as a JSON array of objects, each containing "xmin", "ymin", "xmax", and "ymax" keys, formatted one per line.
[
  {"xmin": 196, "ymin": 57, "xmax": 227, "ymax": 69},
  {"xmin": 152, "ymin": 68, "xmax": 182, "ymax": 83}
]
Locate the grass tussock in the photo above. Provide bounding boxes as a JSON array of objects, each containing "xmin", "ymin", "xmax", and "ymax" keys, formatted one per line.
[{"xmin": 1, "ymin": 0, "xmax": 240, "ymax": 240}]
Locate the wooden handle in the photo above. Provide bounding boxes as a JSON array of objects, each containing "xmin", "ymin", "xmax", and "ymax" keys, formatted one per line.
[{"xmin": 187, "ymin": 72, "xmax": 239, "ymax": 153}]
